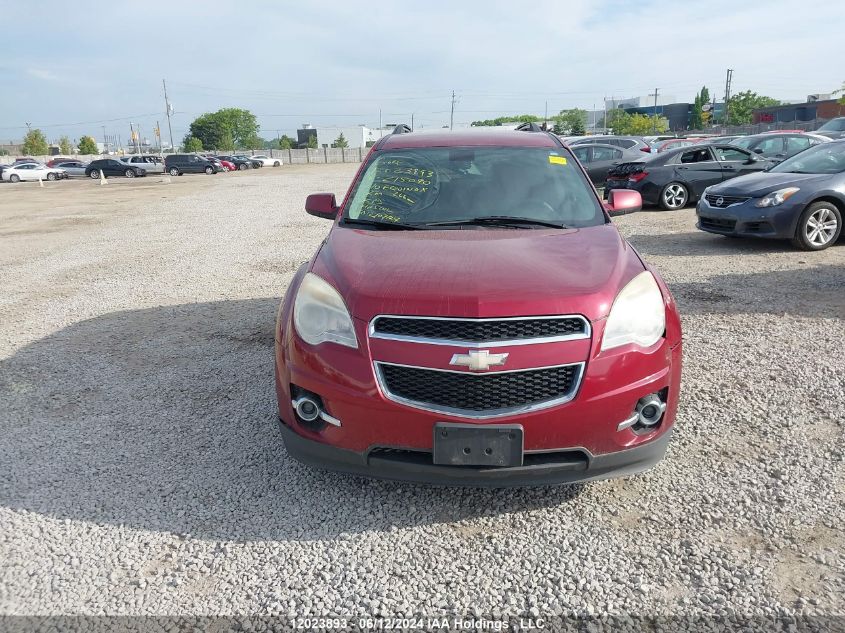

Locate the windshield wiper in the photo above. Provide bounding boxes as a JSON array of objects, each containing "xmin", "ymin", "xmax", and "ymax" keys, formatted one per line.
[
  {"xmin": 341, "ymin": 217, "xmax": 426, "ymax": 231},
  {"xmin": 424, "ymin": 216, "xmax": 570, "ymax": 229}
]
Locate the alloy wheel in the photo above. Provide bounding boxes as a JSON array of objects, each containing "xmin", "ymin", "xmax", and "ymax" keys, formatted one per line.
[
  {"xmin": 805, "ymin": 206, "xmax": 838, "ymax": 247},
  {"xmin": 663, "ymin": 184, "xmax": 687, "ymax": 209}
]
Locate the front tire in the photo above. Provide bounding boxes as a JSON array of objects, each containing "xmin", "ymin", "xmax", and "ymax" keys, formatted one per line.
[
  {"xmin": 659, "ymin": 182, "xmax": 688, "ymax": 210},
  {"xmin": 273, "ymin": 161, "xmax": 280, "ymax": 167},
  {"xmin": 125, "ymin": 169, "xmax": 135, "ymax": 178},
  {"xmin": 205, "ymin": 166, "xmax": 213, "ymax": 174},
  {"xmin": 89, "ymin": 170, "xmax": 100, "ymax": 180},
  {"xmin": 792, "ymin": 202, "xmax": 841, "ymax": 251},
  {"xmin": 238, "ymin": 163, "xmax": 248, "ymax": 171},
  {"xmin": 46, "ymin": 172, "xmax": 57, "ymax": 181},
  {"xmin": 169, "ymin": 167, "xmax": 180, "ymax": 177},
  {"xmin": 9, "ymin": 174, "xmax": 20, "ymax": 183}
]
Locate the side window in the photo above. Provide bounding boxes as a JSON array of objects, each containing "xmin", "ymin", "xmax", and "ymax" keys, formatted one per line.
[
  {"xmin": 592, "ymin": 146, "xmax": 619, "ymax": 161},
  {"xmin": 679, "ymin": 148, "xmax": 713, "ymax": 163},
  {"xmin": 754, "ymin": 137, "xmax": 784, "ymax": 156},
  {"xmin": 785, "ymin": 137, "xmax": 811, "ymax": 153},
  {"xmin": 572, "ymin": 147, "xmax": 591, "ymax": 163},
  {"xmin": 714, "ymin": 147, "xmax": 749, "ymax": 162},
  {"xmin": 617, "ymin": 140, "xmax": 636, "ymax": 149}
]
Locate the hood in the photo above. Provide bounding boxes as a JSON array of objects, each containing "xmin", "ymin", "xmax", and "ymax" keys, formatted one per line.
[
  {"xmin": 709, "ymin": 171, "xmax": 833, "ymax": 197},
  {"xmin": 311, "ymin": 224, "xmax": 645, "ymax": 322},
  {"xmin": 817, "ymin": 131, "xmax": 845, "ymax": 140}
]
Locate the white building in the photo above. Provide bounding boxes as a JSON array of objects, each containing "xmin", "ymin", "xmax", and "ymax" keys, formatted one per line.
[{"xmin": 313, "ymin": 125, "xmax": 392, "ymax": 148}]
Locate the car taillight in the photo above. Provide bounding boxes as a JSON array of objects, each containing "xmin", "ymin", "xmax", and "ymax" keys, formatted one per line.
[
  {"xmin": 628, "ymin": 171, "xmax": 648, "ymax": 183},
  {"xmin": 640, "ymin": 147, "xmax": 652, "ymax": 153}
]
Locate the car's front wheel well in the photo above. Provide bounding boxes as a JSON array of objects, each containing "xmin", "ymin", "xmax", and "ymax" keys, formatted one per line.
[{"xmin": 807, "ymin": 195, "xmax": 845, "ymax": 216}]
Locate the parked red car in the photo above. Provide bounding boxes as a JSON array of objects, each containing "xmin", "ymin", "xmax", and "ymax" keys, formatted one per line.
[{"xmin": 275, "ymin": 125, "xmax": 682, "ymax": 486}]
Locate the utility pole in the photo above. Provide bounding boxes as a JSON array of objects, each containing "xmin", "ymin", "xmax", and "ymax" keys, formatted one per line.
[
  {"xmin": 723, "ymin": 68, "xmax": 734, "ymax": 126},
  {"xmin": 411, "ymin": 113, "xmax": 415, "ymax": 130},
  {"xmin": 544, "ymin": 101, "xmax": 548, "ymax": 131},
  {"xmin": 379, "ymin": 108, "xmax": 382, "ymax": 129},
  {"xmin": 603, "ymin": 97, "xmax": 608, "ymax": 133},
  {"xmin": 450, "ymin": 90, "xmax": 457, "ymax": 130},
  {"xmin": 162, "ymin": 79, "xmax": 175, "ymax": 154},
  {"xmin": 157, "ymin": 121, "xmax": 162, "ymax": 154},
  {"xmin": 102, "ymin": 125, "xmax": 107, "ymax": 154},
  {"xmin": 649, "ymin": 88, "xmax": 660, "ymax": 133}
]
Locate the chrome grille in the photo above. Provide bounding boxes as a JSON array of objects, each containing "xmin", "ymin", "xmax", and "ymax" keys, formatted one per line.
[
  {"xmin": 370, "ymin": 315, "xmax": 589, "ymax": 346},
  {"xmin": 375, "ymin": 362, "xmax": 583, "ymax": 418},
  {"xmin": 704, "ymin": 194, "xmax": 749, "ymax": 208}
]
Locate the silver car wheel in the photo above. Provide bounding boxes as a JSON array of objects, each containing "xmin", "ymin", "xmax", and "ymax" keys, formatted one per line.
[
  {"xmin": 663, "ymin": 184, "xmax": 687, "ymax": 209},
  {"xmin": 805, "ymin": 206, "xmax": 838, "ymax": 246}
]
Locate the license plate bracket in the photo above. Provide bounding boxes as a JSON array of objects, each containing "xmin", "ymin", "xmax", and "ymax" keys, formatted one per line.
[{"xmin": 433, "ymin": 423, "xmax": 523, "ymax": 467}]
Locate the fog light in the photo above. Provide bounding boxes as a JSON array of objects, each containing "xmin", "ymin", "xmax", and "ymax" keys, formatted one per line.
[
  {"xmin": 617, "ymin": 392, "xmax": 667, "ymax": 432},
  {"xmin": 291, "ymin": 389, "xmax": 341, "ymax": 427}
]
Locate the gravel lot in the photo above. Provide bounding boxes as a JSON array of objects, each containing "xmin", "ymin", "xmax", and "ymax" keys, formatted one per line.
[{"xmin": 0, "ymin": 166, "xmax": 843, "ymax": 626}]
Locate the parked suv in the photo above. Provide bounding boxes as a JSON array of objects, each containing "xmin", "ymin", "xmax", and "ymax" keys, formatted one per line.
[
  {"xmin": 164, "ymin": 154, "xmax": 220, "ymax": 176},
  {"xmin": 275, "ymin": 125, "xmax": 682, "ymax": 487}
]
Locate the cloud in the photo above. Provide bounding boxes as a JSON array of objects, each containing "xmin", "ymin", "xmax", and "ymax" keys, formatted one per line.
[{"xmin": 26, "ymin": 68, "xmax": 60, "ymax": 82}]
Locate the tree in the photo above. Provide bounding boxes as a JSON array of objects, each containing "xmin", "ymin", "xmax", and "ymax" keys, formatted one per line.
[
  {"xmin": 608, "ymin": 111, "xmax": 668, "ymax": 135},
  {"xmin": 58, "ymin": 136, "xmax": 72, "ymax": 154},
  {"xmin": 183, "ymin": 135, "xmax": 203, "ymax": 152},
  {"xmin": 78, "ymin": 135, "xmax": 98, "ymax": 155},
  {"xmin": 553, "ymin": 109, "xmax": 587, "ymax": 135},
  {"xmin": 306, "ymin": 134, "xmax": 318, "ymax": 149},
  {"xmin": 332, "ymin": 132, "xmax": 349, "ymax": 148},
  {"xmin": 726, "ymin": 91, "xmax": 780, "ymax": 125},
  {"xmin": 187, "ymin": 108, "xmax": 260, "ymax": 150},
  {"xmin": 470, "ymin": 114, "xmax": 541, "ymax": 127},
  {"xmin": 22, "ymin": 129, "xmax": 49, "ymax": 155},
  {"xmin": 277, "ymin": 135, "xmax": 296, "ymax": 150},
  {"xmin": 690, "ymin": 86, "xmax": 711, "ymax": 130}
]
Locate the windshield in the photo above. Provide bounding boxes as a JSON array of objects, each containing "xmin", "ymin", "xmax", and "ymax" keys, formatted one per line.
[
  {"xmin": 818, "ymin": 119, "xmax": 845, "ymax": 132},
  {"xmin": 769, "ymin": 141, "xmax": 845, "ymax": 174},
  {"xmin": 343, "ymin": 147, "xmax": 604, "ymax": 228}
]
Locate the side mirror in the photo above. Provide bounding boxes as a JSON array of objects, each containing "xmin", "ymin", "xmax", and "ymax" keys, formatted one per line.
[
  {"xmin": 305, "ymin": 193, "xmax": 338, "ymax": 219},
  {"xmin": 753, "ymin": 148, "xmax": 764, "ymax": 154},
  {"xmin": 605, "ymin": 189, "xmax": 642, "ymax": 217}
]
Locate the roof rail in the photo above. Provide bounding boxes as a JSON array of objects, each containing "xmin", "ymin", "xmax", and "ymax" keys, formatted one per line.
[
  {"xmin": 515, "ymin": 122, "xmax": 545, "ymax": 132},
  {"xmin": 392, "ymin": 124, "xmax": 413, "ymax": 134}
]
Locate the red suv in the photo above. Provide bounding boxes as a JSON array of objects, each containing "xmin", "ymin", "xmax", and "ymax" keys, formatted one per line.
[{"xmin": 275, "ymin": 124, "xmax": 682, "ymax": 486}]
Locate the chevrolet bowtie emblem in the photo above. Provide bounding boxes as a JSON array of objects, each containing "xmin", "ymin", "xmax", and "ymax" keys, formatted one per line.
[{"xmin": 450, "ymin": 349, "xmax": 509, "ymax": 371}]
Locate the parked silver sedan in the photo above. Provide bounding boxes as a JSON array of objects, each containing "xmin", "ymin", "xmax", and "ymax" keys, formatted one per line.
[{"xmin": 53, "ymin": 160, "xmax": 89, "ymax": 177}]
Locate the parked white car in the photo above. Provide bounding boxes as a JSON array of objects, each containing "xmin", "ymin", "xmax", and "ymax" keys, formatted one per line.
[
  {"xmin": 249, "ymin": 154, "xmax": 282, "ymax": 167},
  {"xmin": 1, "ymin": 162, "xmax": 68, "ymax": 182},
  {"xmin": 120, "ymin": 155, "xmax": 165, "ymax": 173}
]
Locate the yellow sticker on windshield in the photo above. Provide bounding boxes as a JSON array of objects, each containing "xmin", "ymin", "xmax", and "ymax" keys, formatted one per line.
[{"xmin": 549, "ymin": 155, "xmax": 567, "ymax": 165}]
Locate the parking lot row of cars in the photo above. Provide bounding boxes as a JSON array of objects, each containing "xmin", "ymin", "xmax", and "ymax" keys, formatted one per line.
[
  {"xmin": 565, "ymin": 123, "xmax": 845, "ymax": 251},
  {"xmin": 0, "ymin": 152, "xmax": 283, "ymax": 183}
]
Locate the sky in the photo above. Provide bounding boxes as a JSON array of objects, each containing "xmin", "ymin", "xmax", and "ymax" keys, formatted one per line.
[{"xmin": 1, "ymin": 0, "xmax": 843, "ymax": 146}]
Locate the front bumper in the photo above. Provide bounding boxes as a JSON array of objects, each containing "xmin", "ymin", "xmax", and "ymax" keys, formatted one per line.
[
  {"xmin": 696, "ymin": 196, "xmax": 803, "ymax": 238},
  {"xmin": 278, "ymin": 419, "xmax": 673, "ymax": 487},
  {"xmin": 274, "ymin": 308, "xmax": 682, "ymax": 486}
]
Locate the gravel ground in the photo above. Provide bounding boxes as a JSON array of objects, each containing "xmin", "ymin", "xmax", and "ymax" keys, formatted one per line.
[{"xmin": 0, "ymin": 166, "xmax": 843, "ymax": 627}]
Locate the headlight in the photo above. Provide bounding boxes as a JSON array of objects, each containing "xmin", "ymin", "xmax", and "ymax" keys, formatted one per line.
[
  {"xmin": 754, "ymin": 187, "xmax": 799, "ymax": 208},
  {"xmin": 601, "ymin": 271, "xmax": 665, "ymax": 351},
  {"xmin": 293, "ymin": 273, "xmax": 358, "ymax": 348}
]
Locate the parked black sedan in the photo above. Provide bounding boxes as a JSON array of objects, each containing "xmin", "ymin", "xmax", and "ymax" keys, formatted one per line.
[
  {"xmin": 85, "ymin": 158, "xmax": 147, "ymax": 179},
  {"xmin": 570, "ymin": 143, "xmax": 647, "ymax": 187},
  {"xmin": 218, "ymin": 155, "xmax": 253, "ymax": 171},
  {"xmin": 696, "ymin": 140, "xmax": 844, "ymax": 250},
  {"xmin": 606, "ymin": 144, "xmax": 775, "ymax": 210}
]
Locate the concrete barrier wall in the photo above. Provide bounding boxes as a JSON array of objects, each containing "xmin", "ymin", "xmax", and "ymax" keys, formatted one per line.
[{"xmin": 1, "ymin": 148, "xmax": 369, "ymax": 166}]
